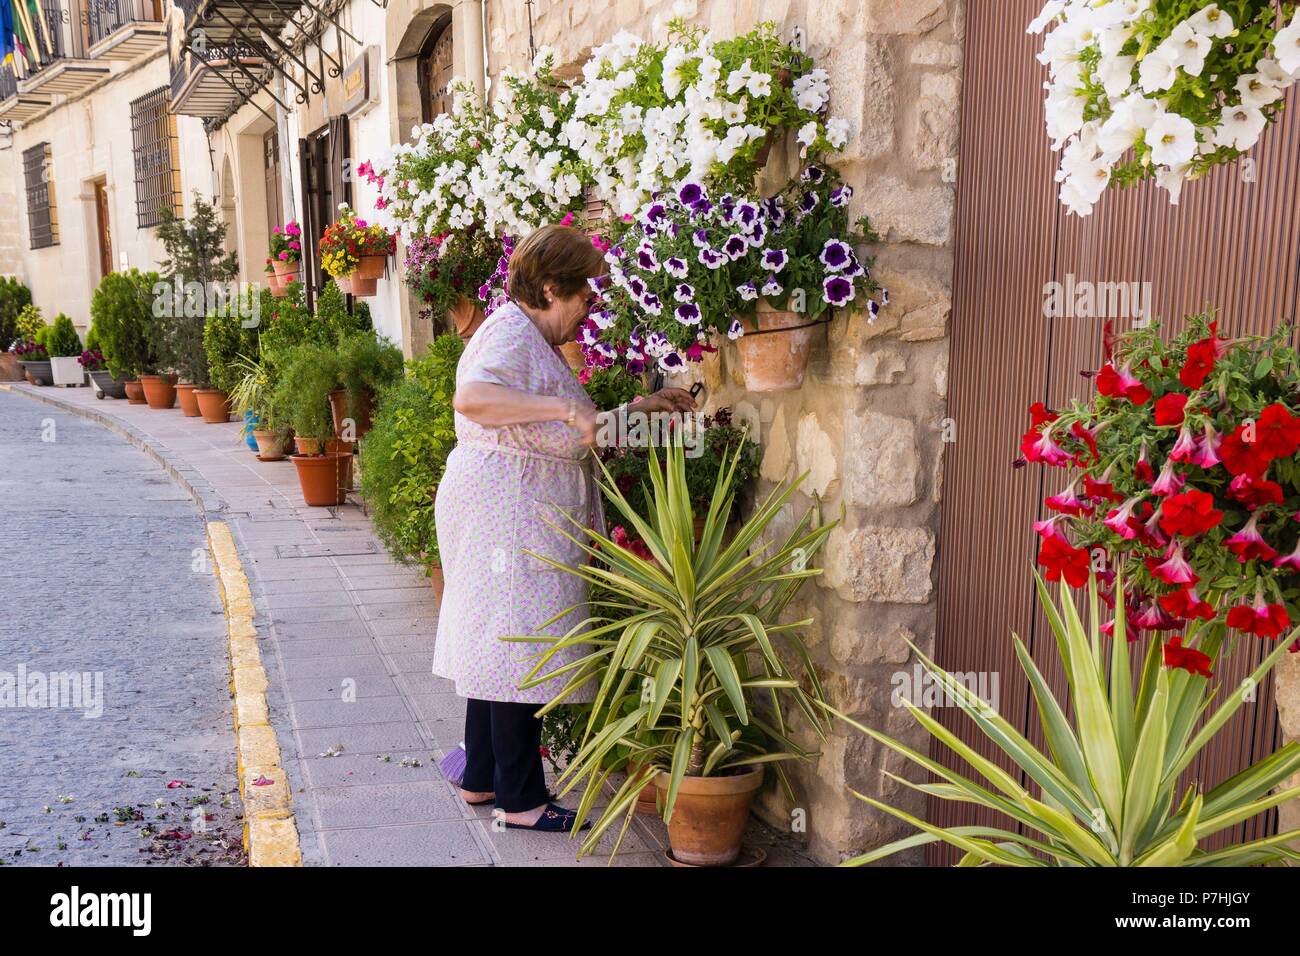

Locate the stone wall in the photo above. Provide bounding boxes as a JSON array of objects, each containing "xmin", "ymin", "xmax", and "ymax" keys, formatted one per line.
[
  {"xmin": 484, "ymin": 0, "xmax": 964, "ymax": 863},
  {"xmin": 0, "ymin": 144, "xmax": 21, "ymax": 279}
]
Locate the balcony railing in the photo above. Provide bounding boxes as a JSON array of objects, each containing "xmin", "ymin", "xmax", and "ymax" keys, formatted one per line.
[
  {"xmin": 169, "ymin": 37, "xmax": 268, "ymax": 120},
  {"xmin": 0, "ymin": 64, "xmax": 53, "ymax": 122},
  {"xmin": 86, "ymin": 0, "xmax": 166, "ymax": 60},
  {"xmin": 17, "ymin": 0, "xmax": 111, "ymax": 96}
]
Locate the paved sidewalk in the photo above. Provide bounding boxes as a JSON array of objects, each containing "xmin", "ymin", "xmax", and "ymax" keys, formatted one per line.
[{"xmin": 3, "ymin": 382, "xmax": 813, "ymax": 867}]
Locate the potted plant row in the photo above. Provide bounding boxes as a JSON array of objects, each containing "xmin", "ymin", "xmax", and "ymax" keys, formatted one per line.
[{"xmin": 0, "ymin": 276, "xmax": 33, "ymax": 382}]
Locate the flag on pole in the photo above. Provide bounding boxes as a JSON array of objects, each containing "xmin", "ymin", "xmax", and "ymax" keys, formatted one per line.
[{"xmin": 1, "ymin": 3, "xmax": 16, "ymax": 70}]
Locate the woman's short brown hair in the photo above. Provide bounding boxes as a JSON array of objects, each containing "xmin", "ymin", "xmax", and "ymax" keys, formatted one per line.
[{"xmin": 508, "ymin": 224, "xmax": 605, "ymax": 310}]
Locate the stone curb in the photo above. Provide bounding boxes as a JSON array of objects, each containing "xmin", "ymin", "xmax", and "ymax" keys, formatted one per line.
[
  {"xmin": 0, "ymin": 383, "xmax": 227, "ymax": 518},
  {"xmin": 208, "ymin": 520, "xmax": 303, "ymax": 867}
]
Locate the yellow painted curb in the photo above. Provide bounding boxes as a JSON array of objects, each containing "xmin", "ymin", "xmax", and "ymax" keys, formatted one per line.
[{"xmin": 207, "ymin": 521, "xmax": 303, "ymax": 867}]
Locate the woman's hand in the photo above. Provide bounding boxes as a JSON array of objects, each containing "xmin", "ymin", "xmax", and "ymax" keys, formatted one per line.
[
  {"xmin": 629, "ymin": 388, "xmax": 697, "ymax": 416},
  {"xmin": 574, "ymin": 406, "xmax": 600, "ymax": 447}
]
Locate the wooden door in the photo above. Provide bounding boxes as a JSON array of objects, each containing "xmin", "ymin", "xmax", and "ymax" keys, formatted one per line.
[
  {"xmin": 417, "ymin": 14, "xmax": 454, "ymax": 123},
  {"xmin": 93, "ymin": 180, "xmax": 112, "ymax": 281}
]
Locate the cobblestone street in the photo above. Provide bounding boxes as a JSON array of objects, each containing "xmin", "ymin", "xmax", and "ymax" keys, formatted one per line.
[{"xmin": 0, "ymin": 389, "xmax": 245, "ymax": 865}]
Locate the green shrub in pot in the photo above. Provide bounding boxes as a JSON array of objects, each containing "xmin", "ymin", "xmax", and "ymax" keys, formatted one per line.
[
  {"xmin": 511, "ymin": 438, "xmax": 836, "ymax": 861},
  {"xmin": 0, "ymin": 277, "xmax": 32, "ymax": 350},
  {"xmin": 360, "ymin": 334, "xmax": 463, "ymax": 568},
  {"xmin": 91, "ymin": 270, "xmax": 160, "ymax": 380},
  {"xmin": 335, "ymin": 330, "xmax": 404, "ymax": 422},
  {"xmin": 47, "ymin": 314, "xmax": 83, "ymax": 357},
  {"xmin": 268, "ymin": 342, "xmax": 342, "ymax": 451},
  {"xmin": 203, "ymin": 294, "xmax": 260, "ymax": 394}
]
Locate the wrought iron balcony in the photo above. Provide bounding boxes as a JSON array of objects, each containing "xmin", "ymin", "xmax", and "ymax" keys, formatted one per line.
[
  {"xmin": 0, "ymin": 64, "xmax": 54, "ymax": 122},
  {"xmin": 16, "ymin": 0, "xmax": 112, "ymax": 96},
  {"xmin": 178, "ymin": 0, "xmax": 298, "ymax": 42},
  {"xmin": 86, "ymin": 0, "xmax": 167, "ymax": 60},
  {"xmin": 169, "ymin": 36, "xmax": 268, "ymax": 120}
]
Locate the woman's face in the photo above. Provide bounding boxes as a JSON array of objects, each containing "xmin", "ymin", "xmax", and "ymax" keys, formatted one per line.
[{"xmin": 542, "ymin": 284, "xmax": 596, "ymax": 343}]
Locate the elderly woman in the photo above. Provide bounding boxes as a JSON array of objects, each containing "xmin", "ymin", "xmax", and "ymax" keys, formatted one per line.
[{"xmin": 433, "ymin": 224, "xmax": 694, "ymax": 831}]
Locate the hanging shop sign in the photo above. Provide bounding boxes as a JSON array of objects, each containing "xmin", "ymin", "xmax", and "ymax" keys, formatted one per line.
[{"xmin": 342, "ymin": 46, "xmax": 379, "ymax": 117}]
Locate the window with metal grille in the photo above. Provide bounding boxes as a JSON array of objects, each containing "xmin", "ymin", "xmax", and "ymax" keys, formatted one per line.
[
  {"xmin": 22, "ymin": 143, "xmax": 57, "ymax": 250},
  {"xmin": 130, "ymin": 86, "xmax": 181, "ymax": 229}
]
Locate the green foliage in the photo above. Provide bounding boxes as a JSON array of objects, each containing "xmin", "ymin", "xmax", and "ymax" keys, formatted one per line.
[
  {"xmin": 46, "ymin": 314, "xmax": 83, "ymax": 357},
  {"xmin": 91, "ymin": 270, "xmax": 159, "ymax": 379},
  {"xmin": 33, "ymin": 325, "xmax": 52, "ymax": 351},
  {"xmin": 511, "ymin": 439, "xmax": 835, "ymax": 859},
  {"xmin": 360, "ymin": 335, "xmax": 463, "ymax": 567},
  {"xmin": 227, "ymin": 353, "xmax": 282, "ymax": 433},
  {"xmin": 155, "ymin": 194, "xmax": 239, "ymax": 286},
  {"xmin": 838, "ymin": 571, "xmax": 1300, "ymax": 867},
  {"xmin": 268, "ymin": 343, "xmax": 342, "ymax": 449},
  {"xmin": 579, "ymin": 365, "xmax": 644, "ymax": 409},
  {"xmin": 14, "ymin": 303, "xmax": 44, "ymax": 343},
  {"xmin": 0, "ymin": 276, "xmax": 32, "ymax": 350},
  {"xmin": 203, "ymin": 294, "xmax": 260, "ymax": 393},
  {"xmin": 337, "ymin": 331, "xmax": 403, "ymax": 416},
  {"xmin": 83, "ymin": 322, "xmax": 100, "ymax": 353},
  {"xmin": 315, "ymin": 280, "xmax": 372, "ymax": 341}
]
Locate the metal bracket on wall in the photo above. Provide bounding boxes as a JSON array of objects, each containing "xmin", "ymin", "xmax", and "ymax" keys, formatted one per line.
[
  {"xmin": 182, "ymin": 41, "xmax": 279, "ymax": 127},
  {"xmin": 227, "ymin": 0, "xmax": 327, "ymax": 96}
]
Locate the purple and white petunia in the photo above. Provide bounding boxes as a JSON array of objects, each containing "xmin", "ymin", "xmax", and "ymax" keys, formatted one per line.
[
  {"xmin": 734, "ymin": 201, "xmax": 760, "ymax": 232},
  {"xmin": 801, "ymin": 165, "xmax": 825, "ymax": 184},
  {"xmin": 664, "ymin": 256, "xmax": 688, "ymax": 278},
  {"xmin": 722, "ymin": 234, "xmax": 749, "ymax": 260},
  {"xmin": 737, "ymin": 281, "xmax": 759, "ymax": 301},
  {"xmin": 761, "ymin": 248, "xmax": 789, "ymax": 272},
  {"xmin": 675, "ymin": 303, "xmax": 702, "ymax": 326},
  {"xmin": 642, "ymin": 201, "xmax": 667, "ymax": 224},
  {"xmin": 829, "ymin": 185, "xmax": 853, "ymax": 208},
  {"xmin": 823, "ymin": 274, "xmax": 855, "ymax": 307},
  {"xmin": 762, "ymin": 196, "xmax": 785, "ymax": 228},
  {"xmin": 628, "ymin": 275, "xmax": 647, "ymax": 298},
  {"xmin": 799, "ymin": 191, "xmax": 820, "ymax": 216},
  {"xmin": 640, "ymin": 292, "xmax": 663, "ymax": 315},
  {"xmin": 673, "ymin": 282, "xmax": 695, "ymax": 302},
  {"xmin": 636, "ymin": 242, "xmax": 659, "ymax": 271},
  {"xmin": 761, "ymin": 277, "xmax": 783, "ymax": 297},
  {"xmin": 698, "ymin": 247, "xmax": 727, "ymax": 269},
  {"xmin": 659, "ymin": 351, "xmax": 685, "ymax": 372},
  {"xmin": 727, "ymin": 318, "xmax": 745, "ymax": 340},
  {"xmin": 644, "ymin": 331, "xmax": 671, "ymax": 357},
  {"xmin": 746, "ymin": 220, "xmax": 767, "ymax": 247},
  {"xmin": 867, "ymin": 299, "xmax": 880, "ymax": 322},
  {"xmin": 691, "ymin": 228, "xmax": 711, "ymax": 249},
  {"xmin": 590, "ymin": 308, "xmax": 615, "ymax": 330},
  {"xmin": 819, "ymin": 239, "xmax": 852, "ymax": 272},
  {"xmin": 677, "ymin": 181, "xmax": 705, "ymax": 206}
]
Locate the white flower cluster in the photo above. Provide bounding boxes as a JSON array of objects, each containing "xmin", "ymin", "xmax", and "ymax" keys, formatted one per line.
[{"xmin": 1030, "ymin": 1, "xmax": 1300, "ymax": 216}]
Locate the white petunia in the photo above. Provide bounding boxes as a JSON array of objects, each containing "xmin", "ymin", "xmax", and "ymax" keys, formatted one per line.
[
  {"xmin": 1188, "ymin": 3, "xmax": 1233, "ymax": 39},
  {"xmin": 1138, "ymin": 46, "xmax": 1180, "ymax": 93},
  {"xmin": 1277, "ymin": 12, "xmax": 1300, "ymax": 76},
  {"xmin": 1098, "ymin": 54, "xmax": 1136, "ymax": 98},
  {"xmin": 1097, "ymin": 93, "xmax": 1158, "ymax": 155},
  {"xmin": 1213, "ymin": 105, "xmax": 1267, "ymax": 152},
  {"xmin": 795, "ymin": 121, "xmax": 819, "ymax": 157},
  {"xmin": 1236, "ymin": 72, "xmax": 1283, "ymax": 109},
  {"xmin": 825, "ymin": 118, "xmax": 849, "ymax": 149},
  {"xmin": 1026, "ymin": 0, "xmax": 1065, "ymax": 35},
  {"xmin": 1145, "ymin": 111, "xmax": 1197, "ymax": 167},
  {"xmin": 1166, "ymin": 22, "xmax": 1211, "ymax": 77}
]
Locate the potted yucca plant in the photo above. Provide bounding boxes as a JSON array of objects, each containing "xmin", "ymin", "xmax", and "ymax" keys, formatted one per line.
[
  {"xmin": 835, "ymin": 570, "xmax": 1300, "ymax": 867},
  {"xmin": 512, "ymin": 438, "xmax": 836, "ymax": 866}
]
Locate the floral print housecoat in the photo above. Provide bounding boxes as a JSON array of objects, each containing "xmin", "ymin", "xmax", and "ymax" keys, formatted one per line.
[{"xmin": 432, "ymin": 302, "xmax": 601, "ymax": 704}]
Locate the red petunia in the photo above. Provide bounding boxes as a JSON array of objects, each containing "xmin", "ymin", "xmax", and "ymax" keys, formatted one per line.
[
  {"xmin": 1159, "ymin": 586, "xmax": 1215, "ymax": 621},
  {"xmin": 1083, "ymin": 474, "xmax": 1126, "ymax": 504},
  {"xmin": 1227, "ymin": 473, "xmax": 1284, "ymax": 510},
  {"xmin": 1163, "ymin": 637, "xmax": 1214, "ymax": 678},
  {"xmin": 1096, "ymin": 363, "xmax": 1151, "ymax": 405},
  {"xmin": 1037, "ymin": 535, "xmax": 1091, "ymax": 588},
  {"xmin": 1159, "ymin": 489, "xmax": 1224, "ymax": 538},
  {"xmin": 1179, "ymin": 323, "xmax": 1222, "ymax": 389},
  {"xmin": 1226, "ymin": 600, "xmax": 1291, "ymax": 640},
  {"xmin": 1220, "ymin": 424, "xmax": 1271, "ymax": 479},
  {"xmin": 1255, "ymin": 403, "xmax": 1300, "ymax": 460},
  {"xmin": 1071, "ymin": 421, "xmax": 1099, "ymax": 465},
  {"xmin": 1154, "ymin": 392, "xmax": 1189, "ymax": 427}
]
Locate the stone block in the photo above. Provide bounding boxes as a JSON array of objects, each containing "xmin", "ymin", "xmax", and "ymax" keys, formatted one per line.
[
  {"xmin": 858, "ymin": 176, "xmax": 955, "ymax": 246},
  {"xmin": 863, "ymin": 0, "xmax": 947, "ymax": 35},
  {"xmin": 796, "ymin": 411, "xmax": 840, "ymax": 497},
  {"xmin": 844, "ymin": 411, "xmax": 920, "ymax": 507},
  {"xmin": 822, "ymin": 525, "xmax": 935, "ymax": 604}
]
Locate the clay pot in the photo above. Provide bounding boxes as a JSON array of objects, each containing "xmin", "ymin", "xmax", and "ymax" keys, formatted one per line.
[
  {"xmin": 334, "ymin": 275, "xmax": 353, "ymax": 295},
  {"xmin": 450, "ymin": 295, "xmax": 486, "ymax": 341},
  {"xmin": 0, "ymin": 352, "xmax": 23, "ymax": 382},
  {"xmin": 428, "ymin": 561, "xmax": 445, "ymax": 602},
  {"xmin": 139, "ymin": 373, "xmax": 178, "ymax": 409},
  {"xmin": 175, "ymin": 383, "xmax": 202, "ymax": 417},
  {"xmin": 735, "ymin": 303, "xmax": 818, "ymax": 392},
  {"xmin": 268, "ymin": 274, "xmax": 287, "ymax": 298},
  {"xmin": 558, "ymin": 341, "xmax": 584, "ymax": 370},
  {"xmin": 272, "ymin": 259, "xmax": 301, "ymax": 281},
  {"xmin": 294, "ymin": 436, "xmax": 352, "ymax": 457},
  {"xmin": 291, "ymin": 452, "xmax": 353, "ymax": 507},
  {"xmin": 349, "ymin": 275, "xmax": 378, "ymax": 297},
  {"xmin": 124, "ymin": 379, "xmax": 147, "ymax": 404},
  {"xmin": 194, "ymin": 388, "xmax": 232, "ymax": 423},
  {"xmin": 328, "ymin": 388, "xmax": 373, "ymax": 442},
  {"xmin": 253, "ymin": 429, "xmax": 288, "ymax": 461},
  {"xmin": 653, "ymin": 766, "xmax": 763, "ymax": 866},
  {"xmin": 18, "ymin": 360, "xmax": 52, "ymax": 386},
  {"xmin": 627, "ymin": 763, "xmax": 659, "ymax": 816}
]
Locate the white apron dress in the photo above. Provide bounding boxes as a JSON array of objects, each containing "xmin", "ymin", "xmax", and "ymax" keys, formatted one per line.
[{"xmin": 431, "ymin": 301, "xmax": 601, "ymax": 704}]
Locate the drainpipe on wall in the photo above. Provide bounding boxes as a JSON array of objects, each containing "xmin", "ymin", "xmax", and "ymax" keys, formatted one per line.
[
  {"xmin": 458, "ymin": 0, "xmax": 487, "ymax": 97},
  {"xmin": 276, "ymin": 72, "xmax": 296, "ymax": 223}
]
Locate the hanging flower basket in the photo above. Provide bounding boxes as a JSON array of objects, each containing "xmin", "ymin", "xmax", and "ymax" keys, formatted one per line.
[
  {"xmin": 320, "ymin": 203, "xmax": 395, "ymax": 300},
  {"xmin": 735, "ymin": 304, "xmax": 823, "ymax": 392}
]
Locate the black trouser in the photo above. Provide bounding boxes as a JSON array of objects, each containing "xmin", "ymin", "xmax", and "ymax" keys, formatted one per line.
[{"xmin": 460, "ymin": 698, "xmax": 550, "ymax": 812}]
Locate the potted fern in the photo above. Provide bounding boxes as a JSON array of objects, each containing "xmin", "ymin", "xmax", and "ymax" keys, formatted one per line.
[
  {"xmin": 513, "ymin": 439, "xmax": 836, "ymax": 866},
  {"xmin": 271, "ymin": 342, "xmax": 353, "ymax": 506},
  {"xmin": 229, "ymin": 354, "xmax": 289, "ymax": 460}
]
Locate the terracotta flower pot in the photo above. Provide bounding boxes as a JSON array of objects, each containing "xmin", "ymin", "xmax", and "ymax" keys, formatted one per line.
[
  {"xmin": 175, "ymin": 383, "xmax": 202, "ymax": 417},
  {"xmin": 558, "ymin": 341, "xmax": 584, "ymax": 370},
  {"xmin": 267, "ymin": 273, "xmax": 287, "ymax": 298},
  {"xmin": 627, "ymin": 763, "xmax": 659, "ymax": 816},
  {"xmin": 294, "ymin": 435, "xmax": 319, "ymax": 455},
  {"xmin": 194, "ymin": 388, "xmax": 232, "ymax": 423},
  {"xmin": 139, "ymin": 373, "xmax": 178, "ymax": 409},
  {"xmin": 328, "ymin": 388, "xmax": 374, "ymax": 442},
  {"xmin": 735, "ymin": 303, "xmax": 817, "ymax": 392},
  {"xmin": 253, "ymin": 429, "xmax": 288, "ymax": 461},
  {"xmin": 271, "ymin": 259, "xmax": 301, "ymax": 281},
  {"xmin": 428, "ymin": 560, "xmax": 445, "ymax": 602},
  {"xmin": 450, "ymin": 295, "xmax": 486, "ymax": 341},
  {"xmin": 354, "ymin": 255, "xmax": 386, "ymax": 280},
  {"xmin": 0, "ymin": 352, "xmax": 23, "ymax": 382},
  {"xmin": 124, "ymin": 379, "xmax": 147, "ymax": 404},
  {"xmin": 291, "ymin": 452, "xmax": 353, "ymax": 507},
  {"xmin": 349, "ymin": 275, "xmax": 378, "ymax": 297},
  {"xmin": 653, "ymin": 766, "xmax": 763, "ymax": 866},
  {"xmin": 334, "ymin": 275, "xmax": 353, "ymax": 295}
]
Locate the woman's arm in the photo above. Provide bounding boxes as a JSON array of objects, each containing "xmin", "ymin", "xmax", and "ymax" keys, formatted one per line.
[{"xmin": 453, "ymin": 381, "xmax": 570, "ymax": 427}]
